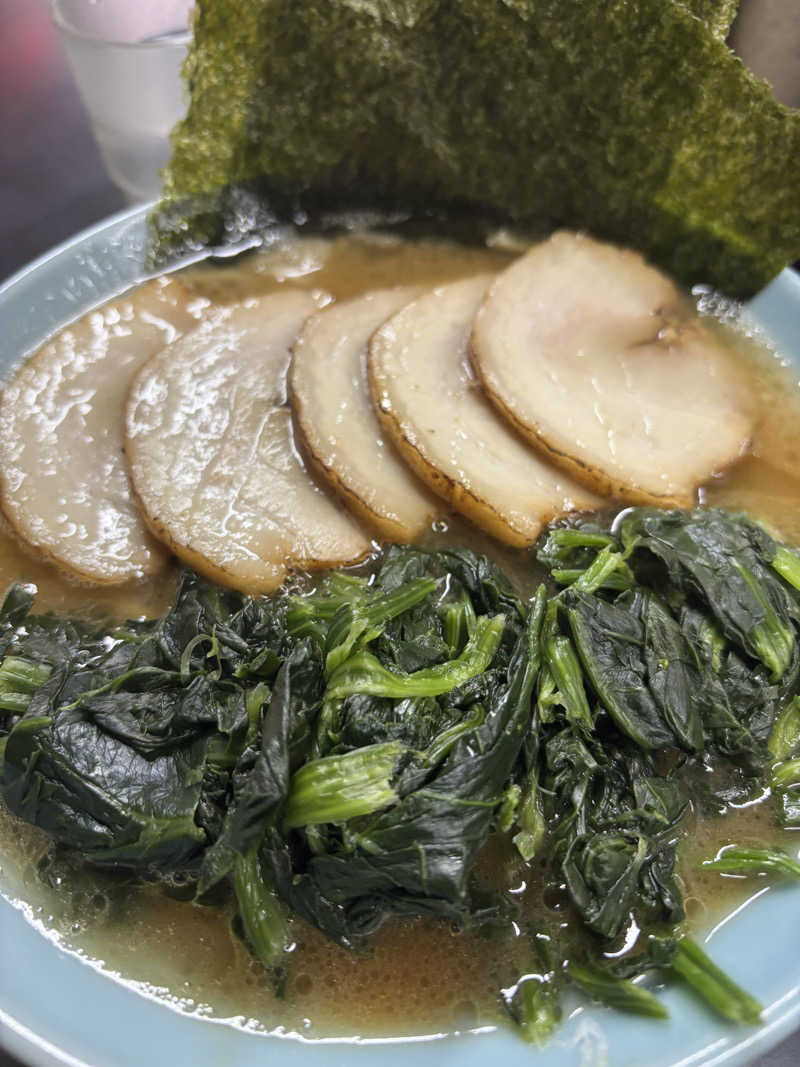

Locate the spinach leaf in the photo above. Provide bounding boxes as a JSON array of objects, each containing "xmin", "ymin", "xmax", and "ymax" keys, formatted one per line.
[
  {"xmin": 3, "ymin": 709, "xmax": 207, "ymax": 870},
  {"xmin": 681, "ymin": 603, "xmax": 781, "ymax": 774},
  {"xmin": 1, "ymin": 571, "xmax": 294, "ymax": 873},
  {"xmin": 621, "ymin": 509, "xmax": 799, "ymax": 682},
  {"xmin": 563, "ymin": 588, "xmax": 700, "ymax": 750},
  {"xmin": 540, "ymin": 728, "xmax": 687, "ymax": 938},
  {"xmin": 264, "ymin": 586, "xmax": 545, "ymax": 943},
  {"xmin": 0, "ymin": 582, "xmax": 37, "ymax": 660},
  {"xmin": 197, "ymin": 640, "xmax": 323, "ymax": 894},
  {"xmin": 2, "ymin": 507, "xmax": 795, "ymax": 1044}
]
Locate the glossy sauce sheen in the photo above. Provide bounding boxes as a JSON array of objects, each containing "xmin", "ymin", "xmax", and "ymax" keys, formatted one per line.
[
  {"xmin": 368, "ymin": 273, "xmax": 600, "ymax": 546},
  {"xmin": 290, "ymin": 286, "xmax": 439, "ymax": 541},
  {"xmin": 471, "ymin": 233, "xmax": 754, "ymax": 505},
  {"xmin": 0, "ymin": 232, "xmax": 799, "ymax": 1039},
  {"xmin": 0, "ymin": 278, "xmax": 206, "ymax": 584},
  {"xmin": 125, "ymin": 290, "xmax": 371, "ymax": 592}
]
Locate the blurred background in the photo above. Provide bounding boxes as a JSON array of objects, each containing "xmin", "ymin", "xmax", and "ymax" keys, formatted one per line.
[
  {"xmin": 1, "ymin": 0, "xmax": 127, "ymax": 282},
  {"xmin": 0, "ymin": 0, "xmax": 798, "ymax": 1065}
]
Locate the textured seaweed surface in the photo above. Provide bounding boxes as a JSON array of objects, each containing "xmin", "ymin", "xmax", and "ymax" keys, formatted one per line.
[
  {"xmin": 684, "ymin": 0, "xmax": 740, "ymax": 37},
  {"xmin": 154, "ymin": 0, "xmax": 799, "ymax": 295}
]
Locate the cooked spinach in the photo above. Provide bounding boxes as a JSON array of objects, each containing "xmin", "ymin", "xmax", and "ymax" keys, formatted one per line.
[
  {"xmin": 768, "ymin": 695, "xmax": 800, "ymax": 825},
  {"xmin": 2, "ymin": 510, "xmax": 798, "ymax": 1042},
  {"xmin": 620, "ymin": 508, "xmax": 800, "ymax": 683},
  {"xmin": 670, "ymin": 936, "xmax": 763, "ymax": 1025},
  {"xmin": 503, "ymin": 933, "xmax": 562, "ymax": 1046},
  {"xmin": 566, "ymin": 960, "xmax": 668, "ymax": 1019},
  {"xmin": 702, "ymin": 845, "xmax": 800, "ymax": 879}
]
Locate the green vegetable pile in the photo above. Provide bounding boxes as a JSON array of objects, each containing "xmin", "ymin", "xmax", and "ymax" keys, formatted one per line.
[
  {"xmin": 3, "ymin": 507, "xmax": 800, "ymax": 1040},
  {"xmin": 153, "ymin": 0, "xmax": 799, "ymax": 295}
]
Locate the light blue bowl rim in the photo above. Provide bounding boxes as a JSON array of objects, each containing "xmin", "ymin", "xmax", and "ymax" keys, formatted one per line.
[{"xmin": 1, "ymin": 206, "xmax": 799, "ymax": 1067}]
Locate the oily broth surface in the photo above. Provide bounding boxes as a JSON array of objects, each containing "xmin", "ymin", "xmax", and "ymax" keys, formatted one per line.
[
  {"xmin": 702, "ymin": 321, "xmax": 800, "ymax": 544},
  {"xmin": 1, "ymin": 233, "xmax": 800, "ymax": 1038},
  {"xmin": 181, "ymin": 230, "xmax": 516, "ymax": 304},
  {"xmin": 0, "ymin": 788, "xmax": 791, "ymax": 1038},
  {"xmin": 0, "ymin": 522, "xmax": 175, "ymax": 621},
  {"xmin": 0, "ymin": 799, "xmax": 516, "ymax": 1038}
]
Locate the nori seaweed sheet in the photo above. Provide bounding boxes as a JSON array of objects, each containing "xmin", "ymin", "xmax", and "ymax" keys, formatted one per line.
[
  {"xmin": 153, "ymin": 0, "xmax": 799, "ymax": 296},
  {"xmin": 683, "ymin": 0, "xmax": 740, "ymax": 38}
]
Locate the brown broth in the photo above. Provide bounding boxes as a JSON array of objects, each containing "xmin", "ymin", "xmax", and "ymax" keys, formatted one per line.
[{"xmin": 1, "ymin": 232, "xmax": 800, "ymax": 1039}]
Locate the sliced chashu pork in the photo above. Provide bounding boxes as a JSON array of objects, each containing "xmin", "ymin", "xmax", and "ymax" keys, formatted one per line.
[
  {"xmin": 125, "ymin": 290, "xmax": 372, "ymax": 594},
  {"xmin": 291, "ymin": 287, "xmax": 439, "ymax": 540},
  {"xmin": 368, "ymin": 275, "xmax": 600, "ymax": 547},
  {"xmin": 470, "ymin": 231, "xmax": 753, "ymax": 505},
  {"xmin": 0, "ymin": 277, "xmax": 205, "ymax": 583}
]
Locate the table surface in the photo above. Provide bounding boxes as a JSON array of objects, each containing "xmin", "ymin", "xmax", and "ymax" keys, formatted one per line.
[{"xmin": 0, "ymin": 1, "xmax": 798, "ymax": 1065}]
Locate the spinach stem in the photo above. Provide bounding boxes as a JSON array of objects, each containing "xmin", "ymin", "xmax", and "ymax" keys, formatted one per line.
[
  {"xmin": 567, "ymin": 961, "xmax": 668, "ymax": 1018},
  {"xmin": 670, "ymin": 937, "xmax": 762, "ymax": 1025},
  {"xmin": 233, "ymin": 846, "xmax": 289, "ymax": 970},
  {"xmin": 284, "ymin": 741, "xmax": 406, "ymax": 829},
  {"xmin": 772, "ymin": 547, "xmax": 800, "ymax": 592},
  {"xmin": 702, "ymin": 846, "xmax": 800, "ymax": 879},
  {"xmin": 0, "ymin": 655, "xmax": 52, "ymax": 713},
  {"xmin": 325, "ymin": 613, "xmax": 505, "ymax": 700}
]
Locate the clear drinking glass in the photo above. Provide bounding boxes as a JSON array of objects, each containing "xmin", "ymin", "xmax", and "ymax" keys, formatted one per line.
[{"xmin": 50, "ymin": 1, "xmax": 194, "ymax": 202}]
